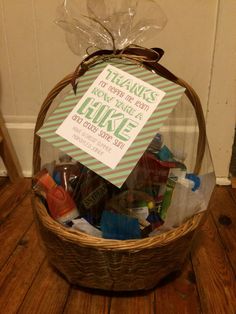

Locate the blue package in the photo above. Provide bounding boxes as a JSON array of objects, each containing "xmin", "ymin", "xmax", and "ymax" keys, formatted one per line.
[
  {"xmin": 53, "ymin": 171, "xmax": 61, "ymax": 186},
  {"xmin": 186, "ymin": 173, "xmax": 201, "ymax": 191},
  {"xmin": 158, "ymin": 145, "xmax": 174, "ymax": 161},
  {"xmin": 101, "ymin": 211, "xmax": 141, "ymax": 240},
  {"xmin": 147, "ymin": 212, "xmax": 164, "ymax": 225}
]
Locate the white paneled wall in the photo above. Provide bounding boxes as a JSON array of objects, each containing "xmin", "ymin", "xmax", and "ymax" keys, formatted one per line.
[{"xmin": 0, "ymin": 0, "xmax": 235, "ymax": 181}]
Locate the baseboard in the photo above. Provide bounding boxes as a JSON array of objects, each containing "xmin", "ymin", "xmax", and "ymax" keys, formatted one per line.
[
  {"xmin": 216, "ymin": 177, "xmax": 231, "ymax": 186},
  {"xmin": 0, "ymin": 119, "xmax": 35, "ymax": 177},
  {"xmin": 0, "ymin": 170, "xmax": 32, "ymax": 178}
]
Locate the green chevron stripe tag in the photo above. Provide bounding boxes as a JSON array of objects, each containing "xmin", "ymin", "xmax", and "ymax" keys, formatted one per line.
[{"xmin": 38, "ymin": 59, "xmax": 185, "ymax": 188}]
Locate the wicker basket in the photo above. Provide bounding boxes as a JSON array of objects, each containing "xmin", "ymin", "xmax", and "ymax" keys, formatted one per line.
[{"xmin": 32, "ymin": 50, "xmax": 207, "ymax": 291}]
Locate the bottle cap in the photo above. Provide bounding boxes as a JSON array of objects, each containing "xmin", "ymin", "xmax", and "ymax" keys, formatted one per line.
[
  {"xmin": 34, "ymin": 169, "xmax": 57, "ymax": 192},
  {"xmin": 185, "ymin": 173, "xmax": 201, "ymax": 191},
  {"xmin": 59, "ymin": 152, "xmax": 72, "ymax": 163}
]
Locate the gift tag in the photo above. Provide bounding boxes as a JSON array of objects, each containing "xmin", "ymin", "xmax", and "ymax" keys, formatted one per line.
[{"xmin": 38, "ymin": 59, "xmax": 185, "ymax": 188}]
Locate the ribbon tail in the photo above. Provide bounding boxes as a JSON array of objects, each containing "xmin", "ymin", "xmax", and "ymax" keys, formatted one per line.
[
  {"xmin": 151, "ymin": 48, "xmax": 164, "ymax": 62},
  {"xmin": 72, "ymin": 81, "xmax": 78, "ymax": 95},
  {"xmin": 71, "ymin": 73, "xmax": 78, "ymax": 95}
]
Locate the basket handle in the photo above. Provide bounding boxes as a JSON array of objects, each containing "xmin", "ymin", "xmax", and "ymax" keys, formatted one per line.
[{"xmin": 33, "ymin": 63, "xmax": 206, "ymax": 175}]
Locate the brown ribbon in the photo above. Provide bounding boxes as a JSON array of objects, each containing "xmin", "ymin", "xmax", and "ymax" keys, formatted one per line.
[{"xmin": 71, "ymin": 46, "xmax": 165, "ymax": 94}]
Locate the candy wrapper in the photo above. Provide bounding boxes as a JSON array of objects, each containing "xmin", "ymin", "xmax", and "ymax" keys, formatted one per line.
[{"xmin": 36, "ymin": 0, "xmax": 215, "ymax": 240}]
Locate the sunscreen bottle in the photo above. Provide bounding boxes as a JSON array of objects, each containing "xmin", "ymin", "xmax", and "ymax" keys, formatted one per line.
[{"xmin": 35, "ymin": 169, "xmax": 79, "ymax": 224}]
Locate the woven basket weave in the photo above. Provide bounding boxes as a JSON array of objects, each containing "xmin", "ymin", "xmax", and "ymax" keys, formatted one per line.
[{"xmin": 32, "ymin": 50, "xmax": 207, "ymax": 291}]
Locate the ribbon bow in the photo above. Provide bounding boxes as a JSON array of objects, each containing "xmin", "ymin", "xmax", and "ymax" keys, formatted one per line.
[{"xmin": 71, "ymin": 46, "xmax": 165, "ymax": 94}]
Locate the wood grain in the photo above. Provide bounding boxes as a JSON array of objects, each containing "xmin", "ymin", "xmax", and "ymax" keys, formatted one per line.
[
  {"xmin": 191, "ymin": 214, "xmax": 236, "ymax": 314},
  {"xmin": 0, "ymin": 223, "xmax": 45, "ymax": 313},
  {"xmin": 64, "ymin": 287, "xmax": 110, "ymax": 314},
  {"xmin": 228, "ymin": 186, "xmax": 236, "ymax": 203},
  {"xmin": 109, "ymin": 291, "xmax": 154, "ymax": 314},
  {"xmin": 154, "ymin": 258, "xmax": 201, "ymax": 314},
  {"xmin": 209, "ymin": 187, "xmax": 236, "ymax": 275},
  {"xmin": 18, "ymin": 260, "xmax": 70, "ymax": 314},
  {"xmin": 0, "ymin": 176, "xmax": 9, "ymax": 189},
  {"xmin": 0, "ymin": 178, "xmax": 30, "ymax": 220},
  {"xmin": 0, "ymin": 194, "xmax": 33, "ymax": 269}
]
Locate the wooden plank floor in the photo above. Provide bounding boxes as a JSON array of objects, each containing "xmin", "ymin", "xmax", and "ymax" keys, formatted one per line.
[{"xmin": 0, "ymin": 178, "xmax": 236, "ymax": 314}]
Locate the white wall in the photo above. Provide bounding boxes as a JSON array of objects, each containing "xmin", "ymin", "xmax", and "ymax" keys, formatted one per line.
[{"xmin": 0, "ymin": 0, "xmax": 235, "ymax": 181}]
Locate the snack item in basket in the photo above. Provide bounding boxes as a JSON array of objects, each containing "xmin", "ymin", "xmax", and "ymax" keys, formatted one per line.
[
  {"xmin": 101, "ymin": 210, "xmax": 141, "ymax": 240},
  {"xmin": 149, "ymin": 161, "xmax": 186, "ymax": 216},
  {"xmin": 160, "ymin": 178, "xmax": 176, "ymax": 220},
  {"xmin": 126, "ymin": 152, "xmax": 178, "ymax": 207},
  {"xmin": 169, "ymin": 162, "xmax": 187, "ymax": 180},
  {"xmin": 157, "ymin": 145, "xmax": 174, "ymax": 162},
  {"xmin": 105, "ymin": 191, "xmax": 155, "ymax": 238},
  {"xmin": 70, "ymin": 166, "xmax": 88, "ymax": 199},
  {"xmin": 140, "ymin": 223, "xmax": 153, "ymax": 238},
  {"xmin": 128, "ymin": 200, "xmax": 149, "ymax": 221},
  {"xmin": 147, "ymin": 133, "xmax": 163, "ymax": 154},
  {"xmin": 105, "ymin": 190, "xmax": 154, "ymax": 216},
  {"xmin": 129, "ymin": 202, "xmax": 153, "ymax": 238},
  {"xmin": 73, "ymin": 170, "xmax": 109, "ymax": 225},
  {"xmin": 71, "ymin": 218, "xmax": 102, "ymax": 237},
  {"xmin": 161, "ymin": 177, "xmax": 204, "ymax": 228},
  {"xmin": 125, "ymin": 152, "xmax": 172, "ymax": 190},
  {"xmin": 53, "ymin": 153, "xmax": 83, "ymax": 194},
  {"xmin": 47, "ymin": 186, "xmax": 79, "ymax": 224},
  {"xmin": 34, "ymin": 168, "xmax": 56, "ymax": 191},
  {"xmin": 146, "ymin": 211, "xmax": 164, "ymax": 229},
  {"xmin": 34, "ymin": 169, "xmax": 79, "ymax": 224}
]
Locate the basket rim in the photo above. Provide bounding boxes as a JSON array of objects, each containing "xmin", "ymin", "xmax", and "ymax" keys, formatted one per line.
[{"xmin": 32, "ymin": 193, "xmax": 204, "ymax": 251}]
